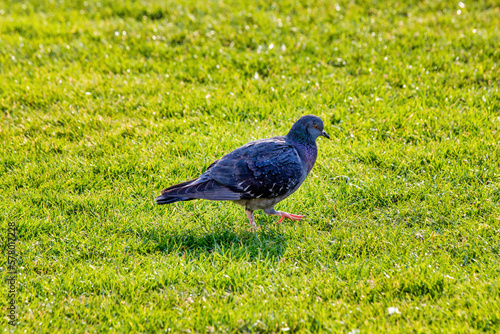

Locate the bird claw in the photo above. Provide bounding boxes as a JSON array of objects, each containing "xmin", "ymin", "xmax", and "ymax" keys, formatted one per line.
[{"xmin": 276, "ymin": 212, "xmax": 304, "ymax": 224}]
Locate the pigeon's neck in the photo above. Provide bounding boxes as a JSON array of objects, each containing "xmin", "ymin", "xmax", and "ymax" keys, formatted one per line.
[
  {"xmin": 287, "ymin": 135, "xmax": 317, "ymax": 173},
  {"xmin": 286, "ymin": 128, "xmax": 316, "ymax": 146}
]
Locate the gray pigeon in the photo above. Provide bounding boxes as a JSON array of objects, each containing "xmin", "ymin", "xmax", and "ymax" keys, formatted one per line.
[{"xmin": 156, "ymin": 115, "xmax": 330, "ymax": 227}]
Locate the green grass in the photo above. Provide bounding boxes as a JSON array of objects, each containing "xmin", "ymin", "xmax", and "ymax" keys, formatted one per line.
[{"xmin": 1, "ymin": 0, "xmax": 500, "ymax": 332}]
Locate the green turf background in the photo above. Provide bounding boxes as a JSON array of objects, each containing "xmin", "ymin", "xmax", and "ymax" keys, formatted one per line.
[{"xmin": 1, "ymin": 0, "xmax": 499, "ymax": 332}]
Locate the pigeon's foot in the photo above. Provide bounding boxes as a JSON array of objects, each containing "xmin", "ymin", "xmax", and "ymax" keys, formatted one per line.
[{"xmin": 276, "ymin": 212, "xmax": 304, "ymax": 224}]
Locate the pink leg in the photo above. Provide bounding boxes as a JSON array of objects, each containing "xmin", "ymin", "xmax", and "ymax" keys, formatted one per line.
[
  {"xmin": 276, "ymin": 211, "xmax": 304, "ymax": 224},
  {"xmin": 245, "ymin": 209, "xmax": 258, "ymax": 229}
]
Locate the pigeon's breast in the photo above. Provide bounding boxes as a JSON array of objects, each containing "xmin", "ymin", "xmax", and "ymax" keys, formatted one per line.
[{"xmin": 293, "ymin": 142, "xmax": 317, "ymax": 173}]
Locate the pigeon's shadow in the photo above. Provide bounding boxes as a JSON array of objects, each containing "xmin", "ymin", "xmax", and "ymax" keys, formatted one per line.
[{"xmin": 151, "ymin": 226, "xmax": 287, "ymax": 261}]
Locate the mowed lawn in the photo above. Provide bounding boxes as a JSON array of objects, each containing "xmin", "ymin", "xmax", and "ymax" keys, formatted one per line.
[{"xmin": 1, "ymin": 0, "xmax": 500, "ymax": 332}]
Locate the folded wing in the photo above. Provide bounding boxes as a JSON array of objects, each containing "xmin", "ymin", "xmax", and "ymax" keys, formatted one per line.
[{"xmin": 208, "ymin": 137, "xmax": 305, "ymax": 200}]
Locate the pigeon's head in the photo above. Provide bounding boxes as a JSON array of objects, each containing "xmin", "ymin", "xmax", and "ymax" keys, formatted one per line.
[{"xmin": 287, "ymin": 115, "xmax": 330, "ymax": 143}]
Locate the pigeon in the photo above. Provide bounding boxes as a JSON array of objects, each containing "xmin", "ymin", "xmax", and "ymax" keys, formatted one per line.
[{"xmin": 156, "ymin": 115, "xmax": 330, "ymax": 227}]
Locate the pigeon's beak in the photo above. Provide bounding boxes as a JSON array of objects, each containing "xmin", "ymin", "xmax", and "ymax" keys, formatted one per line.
[{"xmin": 321, "ymin": 130, "xmax": 331, "ymax": 140}]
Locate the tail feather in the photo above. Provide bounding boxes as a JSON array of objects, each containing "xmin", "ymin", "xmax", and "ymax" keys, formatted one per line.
[
  {"xmin": 155, "ymin": 195, "xmax": 193, "ymax": 205},
  {"xmin": 156, "ymin": 178, "xmax": 198, "ymax": 205},
  {"xmin": 155, "ymin": 177, "xmax": 241, "ymax": 205}
]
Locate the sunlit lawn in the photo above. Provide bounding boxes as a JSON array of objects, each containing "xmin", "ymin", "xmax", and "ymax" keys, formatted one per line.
[{"xmin": 1, "ymin": 0, "xmax": 499, "ymax": 332}]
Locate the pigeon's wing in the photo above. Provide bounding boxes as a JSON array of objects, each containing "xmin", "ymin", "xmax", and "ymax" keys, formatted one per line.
[{"xmin": 207, "ymin": 138, "xmax": 305, "ymax": 200}]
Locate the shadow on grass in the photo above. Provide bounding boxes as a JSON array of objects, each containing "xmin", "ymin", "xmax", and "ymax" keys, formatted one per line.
[{"xmin": 135, "ymin": 225, "xmax": 287, "ymax": 262}]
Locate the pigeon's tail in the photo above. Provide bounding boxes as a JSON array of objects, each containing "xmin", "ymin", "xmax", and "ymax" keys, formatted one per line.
[
  {"xmin": 155, "ymin": 195, "xmax": 193, "ymax": 205},
  {"xmin": 155, "ymin": 178, "xmax": 198, "ymax": 205},
  {"xmin": 156, "ymin": 177, "xmax": 241, "ymax": 204}
]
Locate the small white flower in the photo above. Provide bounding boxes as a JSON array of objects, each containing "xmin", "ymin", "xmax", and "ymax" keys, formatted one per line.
[{"xmin": 388, "ymin": 307, "xmax": 400, "ymax": 315}]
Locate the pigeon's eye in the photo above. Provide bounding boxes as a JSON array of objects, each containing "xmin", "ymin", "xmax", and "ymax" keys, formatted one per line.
[{"xmin": 314, "ymin": 125, "xmax": 319, "ymax": 129}]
